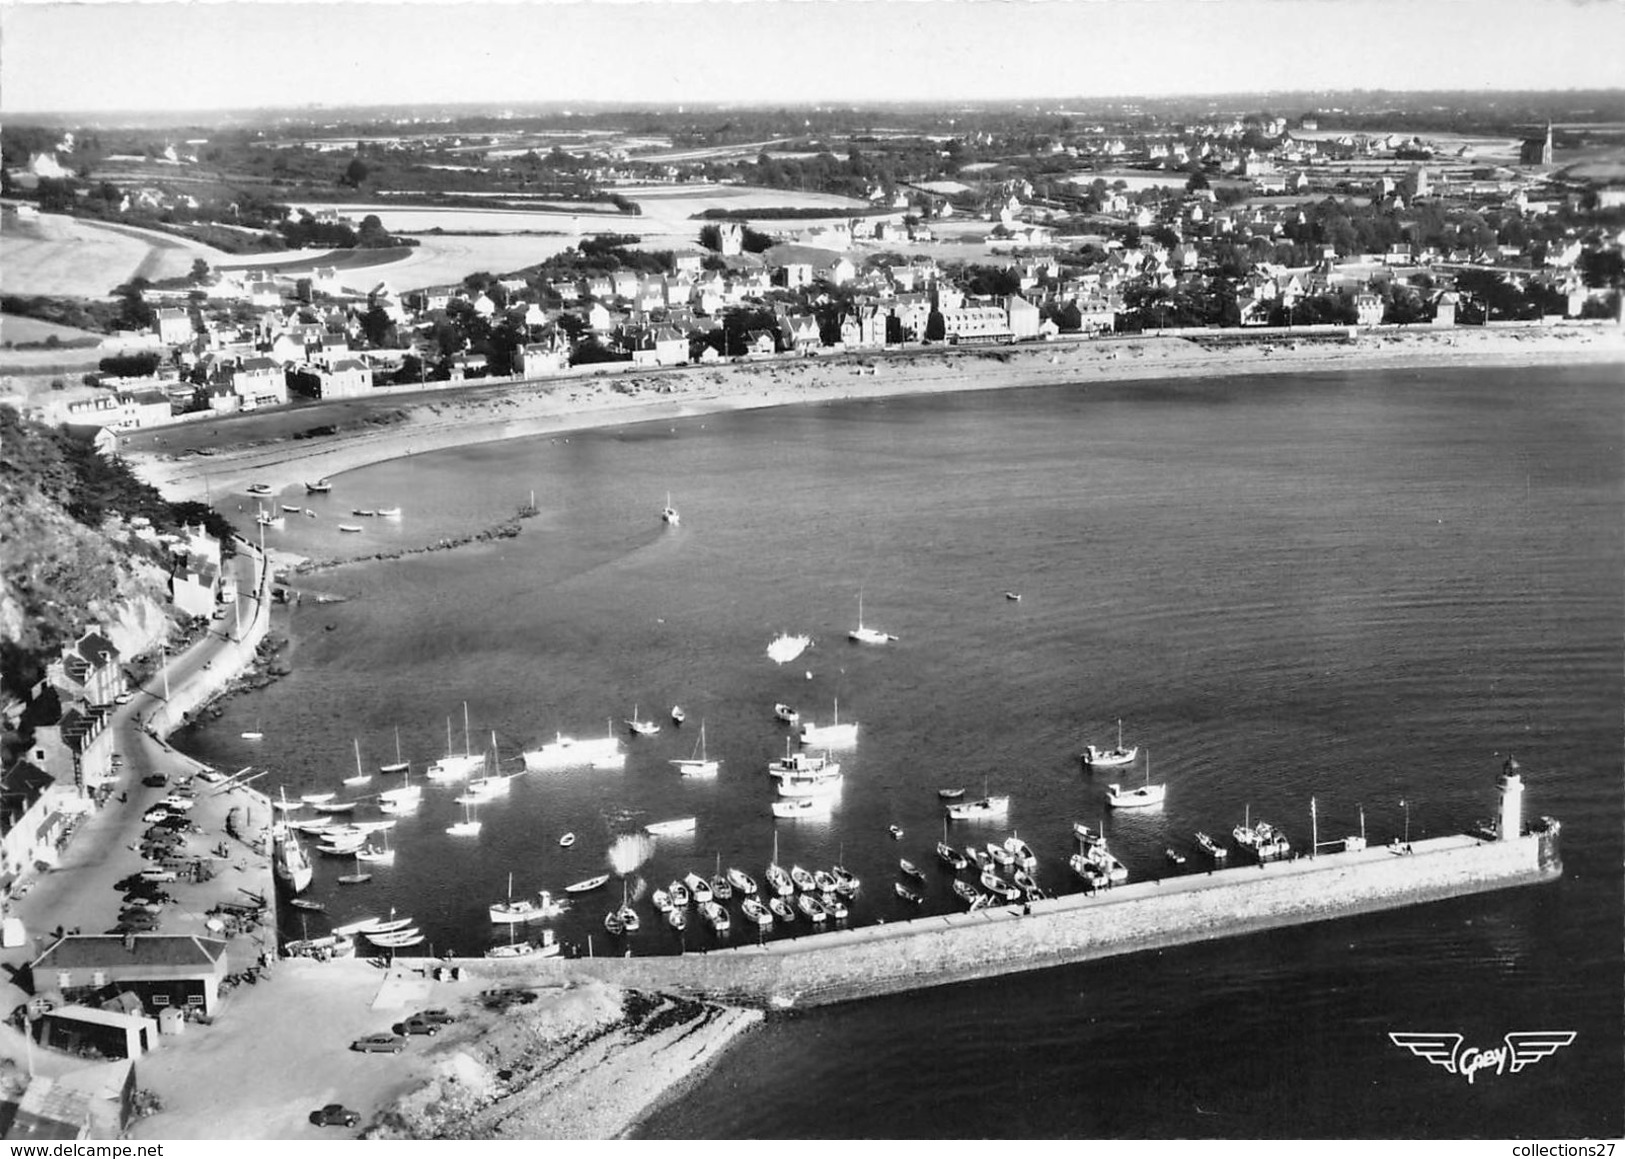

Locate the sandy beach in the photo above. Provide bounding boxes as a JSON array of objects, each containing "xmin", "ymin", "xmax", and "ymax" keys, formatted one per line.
[{"xmin": 122, "ymin": 323, "xmax": 1625, "ymax": 508}]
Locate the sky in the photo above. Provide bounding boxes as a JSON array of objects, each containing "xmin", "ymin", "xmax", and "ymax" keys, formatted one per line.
[{"xmin": 1, "ymin": 0, "xmax": 1622, "ymax": 117}]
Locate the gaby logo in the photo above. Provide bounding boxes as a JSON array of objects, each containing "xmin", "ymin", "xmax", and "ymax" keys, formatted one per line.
[{"xmin": 1388, "ymin": 1032, "xmax": 1576, "ymax": 1083}]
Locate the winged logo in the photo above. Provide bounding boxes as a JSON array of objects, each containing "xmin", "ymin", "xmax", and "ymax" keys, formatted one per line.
[
  {"xmin": 1505, "ymin": 1031, "xmax": 1577, "ymax": 1073},
  {"xmin": 1388, "ymin": 1032, "xmax": 1463, "ymax": 1074}
]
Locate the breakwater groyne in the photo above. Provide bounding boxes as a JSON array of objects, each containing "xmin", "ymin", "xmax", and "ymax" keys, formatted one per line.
[{"xmin": 480, "ymin": 825, "xmax": 1560, "ymax": 1010}]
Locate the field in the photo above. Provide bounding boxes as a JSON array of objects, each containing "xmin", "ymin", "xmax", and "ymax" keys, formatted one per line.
[
  {"xmin": 0, "ymin": 314, "xmax": 105, "ymax": 346},
  {"xmin": 0, "ymin": 209, "xmax": 221, "ymax": 298}
]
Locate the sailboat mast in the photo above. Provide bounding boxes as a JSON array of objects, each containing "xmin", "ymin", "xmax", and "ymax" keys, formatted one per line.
[{"xmin": 463, "ymin": 701, "xmax": 472, "ymax": 758}]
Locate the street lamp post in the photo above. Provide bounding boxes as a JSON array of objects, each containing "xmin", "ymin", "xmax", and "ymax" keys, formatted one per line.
[{"xmin": 1401, "ymin": 798, "xmax": 1410, "ymax": 846}]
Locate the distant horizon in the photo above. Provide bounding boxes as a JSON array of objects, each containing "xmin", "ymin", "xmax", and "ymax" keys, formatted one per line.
[
  {"xmin": 11, "ymin": 86, "xmax": 1625, "ymax": 121},
  {"xmin": 3, "ymin": 0, "xmax": 1623, "ymax": 119}
]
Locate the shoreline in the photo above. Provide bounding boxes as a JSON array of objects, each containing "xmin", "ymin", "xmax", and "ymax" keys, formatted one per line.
[{"xmin": 123, "ymin": 323, "xmax": 1625, "ymax": 507}]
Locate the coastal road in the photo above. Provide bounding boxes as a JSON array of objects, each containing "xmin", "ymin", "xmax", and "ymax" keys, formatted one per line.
[{"xmin": 0, "ymin": 547, "xmax": 275, "ymax": 978}]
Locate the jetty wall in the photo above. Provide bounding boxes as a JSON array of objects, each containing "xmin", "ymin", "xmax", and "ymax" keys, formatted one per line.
[
  {"xmin": 142, "ymin": 551, "xmax": 270, "ymax": 740},
  {"xmin": 486, "ymin": 829, "xmax": 1560, "ymax": 1009}
]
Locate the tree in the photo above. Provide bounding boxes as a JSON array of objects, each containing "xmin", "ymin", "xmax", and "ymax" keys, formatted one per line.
[
  {"xmin": 189, "ymin": 258, "xmax": 211, "ymax": 284},
  {"xmin": 344, "ymin": 156, "xmax": 370, "ymax": 188}
]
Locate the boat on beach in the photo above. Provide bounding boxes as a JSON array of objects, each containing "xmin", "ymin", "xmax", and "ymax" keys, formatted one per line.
[{"xmin": 305, "ymin": 479, "xmax": 332, "ymax": 494}]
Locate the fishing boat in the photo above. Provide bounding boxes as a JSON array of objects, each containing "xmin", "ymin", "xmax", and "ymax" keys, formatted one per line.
[
  {"xmin": 824, "ymin": 895, "xmax": 849, "ymax": 920},
  {"xmin": 952, "ymin": 879, "xmax": 982, "ymax": 906},
  {"xmin": 726, "ymin": 867, "xmax": 758, "ymax": 896},
  {"xmin": 274, "ymin": 825, "xmax": 314, "ymax": 894},
  {"xmin": 338, "ymin": 524, "xmax": 363, "ymax": 534},
  {"xmin": 797, "ymin": 893, "xmax": 830, "ymax": 922},
  {"xmin": 1012, "ymin": 867, "xmax": 1037, "ymax": 891},
  {"xmin": 255, "ymin": 508, "xmax": 285, "ymax": 530},
  {"xmin": 644, "ymin": 816, "xmax": 698, "ymax": 838},
  {"xmin": 830, "ymin": 863, "xmax": 861, "ymax": 896},
  {"xmin": 368, "ymin": 929, "xmax": 425, "ymax": 948},
  {"xmin": 741, "ymin": 897, "xmax": 774, "ymax": 927},
  {"xmin": 985, "ymin": 841, "xmax": 1016, "ymax": 868},
  {"xmin": 652, "ymin": 889, "xmax": 672, "ymax": 914},
  {"xmin": 487, "ymin": 929, "xmax": 560, "ymax": 960},
  {"xmin": 789, "ymin": 866, "xmax": 816, "ymax": 893},
  {"xmin": 798, "ymin": 698, "xmax": 859, "ymax": 747},
  {"xmin": 670, "ymin": 705, "xmax": 686, "ymax": 725},
  {"xmin": 490, "ymin": 873, "xmax": 547, "ymax": 924},
  {"xmin": 603, "ymin": 912, "xmax": 626, "ymax": 936},
  {"xmin": 980, "ymin": 872, "xmax": 1022, "ymax": 902},
  {"xmin": 305, "ymin": 478, "xmax": 332, "ymax": 494},
  {"xmin": 1253, "ymin": 820, "xmax": 1291, "ymax": 861},
  {"xmin": 710, "ymin": 855, "xmax": 733, "ymax": 901},
  {"xmin": 773, "ymin": 703, "xmax": 800, "ymax": 724},
  {"xmin": 1003, "ymin": 591, "xmax": 1022, "ymax": 601},
  {"xmin": 343, "ymin": 913, "xmax": 414, "ymax": 937},
  {"xmin": 351, "ymin": 508, "xmax": 376, "ymax": 517},
  {"xmin": 293, "ymin": 818, "xmax": 334, "ymax": 836},
  {"xmin": 813, "ymin": 869, "xmax": 838, "ymax": 894},
  {"xmin": 301, "ymin": 792, "xmax": 337, "ymax": 804},
  {"xmin": 291, "ymin": 897, "xmax": 325, "ymax": 912},
  {"xmin": 1195, "ymin": 831, "xmax": 1228, "ymax": 861},
  {"xmin": 700, "ymin": 900, "xmax": 730, "ymax": 933},
  {"xmin": 899, "ymin": 858, "xmax": 926, "ymax": 883},
  {"xmin": 937, "ymin": 819, "xmax": 969, "ymax": 869},
  {"xmin": 565, "ymin": 874, "xmax": 610, "ymax": 894},
  {"xmin": 376, "ymin": 506, "xmax": 402, "ymax": 519},
  {"xmin": 670, "ymin": 722, "xmax": 719, "ymax": 778},
  {"xmin": 668, "ymin": 880, "xmax": 691, "ymax": 909},
  {"xmin": 355, "ymin": 831, "xmax": 394, "ymax": 866},
  {"xmin": 772, "ymin": 796, "xmax": 832, "ymax": 819},
  {"xmin": 767, "ymin": 740, "xmax": 839, "ymax": 780},
  {"xmin": 894, "ymin": 883, "xmax": 924, "ymax": 905},
  {"xmin": 667, "ymin": 906, "xmax": 688, "ymax": 932},
  {"xmin": 1003, "ymin": 833, "xmax": 1038, "ymax": 869},
  {"xmin": 559, "ymin": 832, "xmax": 576, "ymax": 848},
  {"xmin": 523, "ymin": 724, "xmax": 621, "ymax": 770},
  {"xmin": 766, "ymin": 834, "xmax": 793, "ymax": 896},
  {"xmin": 625, "ymin": 705, "xmax": 660, "ymax": 736},
  {"xmin": 242, "ymin": 719, "xmax": 264, "ymax": 741},
  {"xmin": 380, "ymin": 728, "xmax": 409, "ymax": 775},
  {"xmin": 1083, "ymin": 719, "xmax": 1139, "ymax": 769},
  {"xmin": 313, "ymin": 801, "xmax": 357, "ymax": 815},
  {"xmin": 848, "ymin": 590, "xmax": 898, "ymax": 644},
  {"xmin": 1233, "ymin": 804, "xmax": 1259, "ymax": 849},
  {"xmin": 343, "ymin": 739, "xmax": 371, "ymax": 787},
  {"xmin": 889, "ymin": 824, "xmax": 905, "ymax": 840},
  {"xmin": 767, "ymin": 896, "xmax": 796, "ymax": 923},
  {"xmin": 611, "ymin": 884, "xmax": 640, "ymax": 933},
  {"xmin": 446, "ymin": 799, "xmax": 481, "ymax": 836},
  {"xmin": 683, "ymin": 871, "xmax": 713, "ymax": 905},
  {"xmin": 1165, "ymin": 847, "xmax": 1188, "ymax": 866},
  {"xmin": 945, "ymin": 793, "xmax": 1010, "ymax": 821},
  {"xmin": 777, "ymin": 766, "xmax": 843, "ymax": 798},
  {"xmin": 937, "ymin": 787, "xmax": 965, "ymax": 800},
  {"xmin": 247, "ymin": 482, "xmax": 273, "ymax": 495},
  {"xmin": 662, "ymin": 492, "xmax": 680, "ymax": 526}
]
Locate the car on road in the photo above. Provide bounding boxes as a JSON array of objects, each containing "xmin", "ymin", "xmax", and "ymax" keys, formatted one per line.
[
  {"xmin": 110, "ymin": 753, "xmax": 124, "ymax": 767},
  {"xmin": 350, "ymin": 1034, "xmax": 406, "ymax": 1054},
  {"xmin": 142, "ymin": 774, "xmax": 168, "ymax": 788},
  {"xmin": 309, "ymin": 1104, "xmax": 360, "ymax": 1128},
  {"xmin": 394, "ymin": 1015, "xmax": 440, "ymax": 1037}
]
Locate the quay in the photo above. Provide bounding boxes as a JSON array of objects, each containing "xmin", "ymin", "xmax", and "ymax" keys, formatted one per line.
[{"xmin": 479, "ymin": 773, "xmax": 1559, "ymax": 1009}]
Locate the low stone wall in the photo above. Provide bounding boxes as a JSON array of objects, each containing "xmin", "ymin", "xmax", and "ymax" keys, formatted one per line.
[{"xmin": 499, "ymin": 831, "xmax": 1558, "ymax": 1009}]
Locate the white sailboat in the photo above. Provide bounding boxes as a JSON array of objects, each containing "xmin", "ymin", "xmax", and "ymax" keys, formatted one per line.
[
  {"xmin": 344, "ymin": 738, "xmax": 371, "ymax": 786},
  {"xmin": 625, "ymin": 704, "xmax": 660, "ymax": 736},
  {"xmin": 671, "ymin": 721, "xmax": 720, "ymax": 777},
  {"xmin": 662, "ymin": 491, "xmax": 680, "ymax": 526},
  {"xmin": 427, "ymin": 703, "xmax": 483, "ymax": 781},
  {"xmin": 356, "ymin": 828, "xmax": 395, "ymax": 866},
  {"xmin": 848, "ymin": 589, "xmax": 897, "ymax": 644},
  {"xmin": 380, "ymin": 727, "xmax": 408, "ymax": 775},
  {"xmin": 490, "ymin": 872, "xmax": 546, "ymax": 924},
  {"xmin": 1083, "ymin": 718, "xmax": 1139, "ymax": 769},
  {"xmin": 1106, "ymin": 748, "xmax": 1166, "ymax": 809}
]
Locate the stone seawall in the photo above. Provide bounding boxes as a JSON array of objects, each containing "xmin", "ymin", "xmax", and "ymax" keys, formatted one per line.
[
  {"xmin": 482, "ymin": 830, "xmax": 1559, "ymax": 1009},
  {"xmin": 142, "ymin": 554, "xmax": 271, "ymax": 740}
]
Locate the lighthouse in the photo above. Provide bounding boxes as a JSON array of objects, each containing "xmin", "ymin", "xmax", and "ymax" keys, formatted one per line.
[{"xmin": 1497, "ymin": 756, "xmax": 1525, "ymax": 840}]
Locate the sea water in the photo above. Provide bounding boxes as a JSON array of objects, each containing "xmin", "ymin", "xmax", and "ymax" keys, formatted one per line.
[{"xmin": 180, "ymin": 364, "xmax": 1623, "ymax": 1138}]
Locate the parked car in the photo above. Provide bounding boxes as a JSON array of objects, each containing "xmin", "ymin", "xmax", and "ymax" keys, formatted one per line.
[
  {"xmin": 416, "ymin": 1008, "xmax": 457, "ymax": 1026},
  {"xmin": 138, "ymin": 869, "xmax": 178, "ymax": 884},
  {"xmin": 350, "ymin": 1034, "xmax": 406, "ymax": 1054},
  {"xmin": 309, "ymin": 1104, "xmax": 360, "ymax": 1128},
  {"xmin": 394, "ymin": 1015, "xmax": 439, "ymax": 1037},
  {"xmin": 142, "ymin": 774, "xmax": 168, "ymax": 788}
]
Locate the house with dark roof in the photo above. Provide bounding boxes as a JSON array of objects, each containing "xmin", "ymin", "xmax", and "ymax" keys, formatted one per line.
[
  {"xmin": 28, "ymin": 935, "xmax": 230, "ymax": 1017},
  {"xmin": 0, "ymin": 760, "xmax": 71, "ymax": 890}
]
